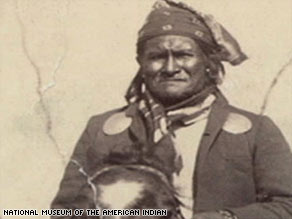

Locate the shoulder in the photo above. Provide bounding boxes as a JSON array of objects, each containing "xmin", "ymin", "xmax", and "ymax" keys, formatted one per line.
[
  {"xmin": 85, "ymin": 106, "xmax": 130, "ymax": 135},
  {"xmin": 221, "ymin": 105, "xmax": 261, "ymax": 134},
  {"xmin": 223, "ymin": 105, "xmax": 285, "ymax": 140},
  {"xmin": 224, "ymin": 106, "xmax": 291, "ymax": 156},
  {"xmin": 226, "ymin": 105, "xmax": 260, "ymax": 121},
  {"xmin": 225, "ymin": 105, "xmax": 278, "ymax": 129},
  {"xmin": 90, "ymin": 106, "xmax": 128, "ymax": 124}
]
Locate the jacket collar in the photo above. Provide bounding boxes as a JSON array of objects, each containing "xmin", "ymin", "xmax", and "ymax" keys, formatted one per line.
[{"xmin": 125, "ymin": 102, "xmax": 147, "ymax": 143}]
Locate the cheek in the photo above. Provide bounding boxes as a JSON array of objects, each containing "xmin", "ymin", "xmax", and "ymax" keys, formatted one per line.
[
  {"xmin": 185, "ymin": 59, "xmax": 207, "ymax": 80},
  {"xmin": 143, "ymin": 61, "xmax": 164, "ymax": 76},
  {"xmin": 184, "ymin": 59, "xmax": 208, "ymax": 83},
  {"xmin": 184, "ymin": 58, "xmax": 205, "ymax": 71}
]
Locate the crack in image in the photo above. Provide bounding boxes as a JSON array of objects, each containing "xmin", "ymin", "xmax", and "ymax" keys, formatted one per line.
[
  {"xmin": 260, "ymin": 55, "xmax": 292, "ymax": 115},
  {"xmin": 14, "ymin": 0, "xmax": 68, "ymax": 166}
]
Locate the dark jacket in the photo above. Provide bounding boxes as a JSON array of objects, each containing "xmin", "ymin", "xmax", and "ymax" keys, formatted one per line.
[{"xmin": 51, "ymin": 95, "xmax": 292, "ymax": 219}]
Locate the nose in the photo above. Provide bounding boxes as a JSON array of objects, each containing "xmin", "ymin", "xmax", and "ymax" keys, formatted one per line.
[{"xmin": 163, "ymin": 54, "xmax": 180, "ymax": 76}]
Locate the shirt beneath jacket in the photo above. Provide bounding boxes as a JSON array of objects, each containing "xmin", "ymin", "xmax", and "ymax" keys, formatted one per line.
[{"xmin": 172, "ymin": 109, "xmax": 209, "ymax": 219}]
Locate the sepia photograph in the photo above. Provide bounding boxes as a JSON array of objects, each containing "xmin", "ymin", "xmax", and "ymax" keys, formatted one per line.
[{"xmin": 1, "ymin": 0, "xmax": 292, "ymax": 219}]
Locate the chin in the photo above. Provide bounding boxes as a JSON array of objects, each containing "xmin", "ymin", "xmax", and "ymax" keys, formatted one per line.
[
  {"xmin": 148, "ymin": 82, "xmax": 206, "ymax": 106},
  {"xmin": 155, "ymin": 89, "xmax": 195, "ymax": 104}
]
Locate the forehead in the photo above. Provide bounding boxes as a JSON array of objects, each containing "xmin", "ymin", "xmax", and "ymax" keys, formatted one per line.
[{"xmin": 143, "ymin": 35, "xmax": 202, "ymax": 53}]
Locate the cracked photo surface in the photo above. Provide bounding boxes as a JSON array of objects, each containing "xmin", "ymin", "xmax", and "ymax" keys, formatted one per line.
[{"xmin": 0, "ymin": 0, "xmax": 291, "ymax": 219}]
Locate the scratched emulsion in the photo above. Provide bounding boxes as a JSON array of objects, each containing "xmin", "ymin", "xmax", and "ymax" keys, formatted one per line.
[
  {"xmin": 0, "ymin": 1, "xmax": 291, "ymax": 219},
  {"xmin": 14, "ymin": 0, "xmax": 69, "ymax": 165},
  {"xmin": 260, "ymin": 56, "xmax": 292, "ymax": 115},
  {"xmin": 70, "ymin": 159, "xmax": 100, "ymax": 208}
]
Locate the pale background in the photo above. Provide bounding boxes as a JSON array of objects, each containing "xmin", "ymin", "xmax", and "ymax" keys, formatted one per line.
[{"xmin": 0, "ymin": 0, "xmax": 291, "ymax": 218}]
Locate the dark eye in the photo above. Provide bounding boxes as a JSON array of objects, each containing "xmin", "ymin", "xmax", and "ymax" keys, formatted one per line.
[{"xmin": 148, "ymin": 54, "xmax": 165, "ymax": 60}]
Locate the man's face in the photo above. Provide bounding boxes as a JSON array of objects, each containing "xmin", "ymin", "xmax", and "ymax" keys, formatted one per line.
[{"xmin": 138, "ymin": 35, "xmax": 209, "ymax": 105}]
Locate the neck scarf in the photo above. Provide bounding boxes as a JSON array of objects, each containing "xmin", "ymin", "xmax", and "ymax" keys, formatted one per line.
[{"xmin": 126, "ymin": 75, "xmax": 217, "ymax": 144}]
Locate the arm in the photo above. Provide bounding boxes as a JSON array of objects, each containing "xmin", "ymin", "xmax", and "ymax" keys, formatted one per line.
[
  {"xmin": 50, "ymin": 117, "xmax": 97, "ymax": 219},
  {"xmin": 226, "ymin": 116, "xmax": 292, "ymax": 219},
  {"xmin": 193, "ymin": 116, "xmax": 292, "ymax": 219}
]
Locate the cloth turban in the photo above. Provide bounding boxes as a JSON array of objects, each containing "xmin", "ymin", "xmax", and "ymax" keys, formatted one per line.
[{"xmin": 137, "ymin": 0, "xmax": 247, "ymax": 66}]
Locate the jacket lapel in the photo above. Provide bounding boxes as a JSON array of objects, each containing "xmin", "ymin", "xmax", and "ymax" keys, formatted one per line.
[
  {"xmin": 196, "ymin": 93, "xmax": 229, "ymax": 170},
  {"xmin": 125, "ymin": 103, "xmax": 147, "ymax": 143},
  {"xmin": 193, "ymin": 93, "xmax": 229, "ymax": 211}
]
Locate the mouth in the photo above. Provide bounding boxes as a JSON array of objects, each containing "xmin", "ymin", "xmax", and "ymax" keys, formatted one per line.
[{"xmin": 159, "ymin": 79, "xmax": 188, "ymax": 83}]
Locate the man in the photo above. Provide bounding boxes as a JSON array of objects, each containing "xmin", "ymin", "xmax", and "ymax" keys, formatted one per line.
[{"xmin": 51, "ymin": 0, "xmax": 292, "ymax": 218}]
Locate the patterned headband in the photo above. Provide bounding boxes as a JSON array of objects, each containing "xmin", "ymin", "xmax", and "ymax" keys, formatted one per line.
[{"xmin": 138, "ymin": 0, "xmax": 247, "ymax": 66}]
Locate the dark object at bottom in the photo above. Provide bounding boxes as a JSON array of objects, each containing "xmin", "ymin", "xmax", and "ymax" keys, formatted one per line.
[{"xmin": 88, "ymin": 165, "xmax": 184, "ymax": 219}]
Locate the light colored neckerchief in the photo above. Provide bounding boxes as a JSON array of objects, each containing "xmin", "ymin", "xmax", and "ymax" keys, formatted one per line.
[
  {"xmin": 139, "ymin": 92, "xmax": 216, "ymax": 143},
  {"xmin": 167, "ymin": 94, "xmax": 216, "ymax": 126}
]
